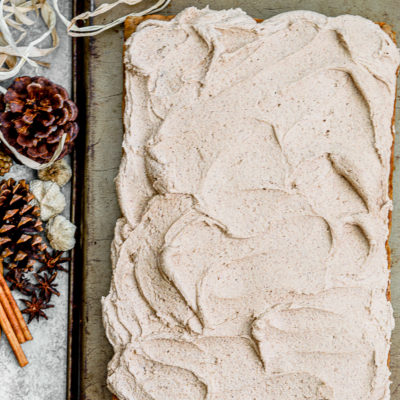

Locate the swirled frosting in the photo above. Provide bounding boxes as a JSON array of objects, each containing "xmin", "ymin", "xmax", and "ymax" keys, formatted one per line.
[{"xmin": 103, "ymin": 7, "xmax": 400, "ymax": 400}]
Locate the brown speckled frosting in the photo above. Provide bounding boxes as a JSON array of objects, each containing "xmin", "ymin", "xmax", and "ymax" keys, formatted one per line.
[{"xmin": 103, "ymin": 7, "xmax": 400, "ymax": 400}]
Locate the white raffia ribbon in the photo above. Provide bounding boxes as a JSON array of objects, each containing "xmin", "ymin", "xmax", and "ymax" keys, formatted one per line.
[
  {"xmin": 0, "ymin": 129, "xmax": 66, "ymax": 169},
  {"xmin": 0, "ymin": 1, "xmax": 171, "ymax": 87},
  {"xmin": 0, "ymin": 0, "xmax": 58, "ymax": 90},
  {"xmin": 53, "ymin": 0, "xmax": 171, "ymax": 37}
]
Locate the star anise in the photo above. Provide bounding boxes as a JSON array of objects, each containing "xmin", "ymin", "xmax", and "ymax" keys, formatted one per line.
[
  {"xmin": 34, "ymin": 272, "xmax": 60, "ymax": 301},
  {"xmin": 37, "ymin": 250, "xmax": 70, "ymax": 274},
  {"xmin": 21, "ymin": 292, "xmax": 54, "ymax": 323},
  {"xmin": 5, "ymin": 269, "xmax": 35, "ymax": 295}
]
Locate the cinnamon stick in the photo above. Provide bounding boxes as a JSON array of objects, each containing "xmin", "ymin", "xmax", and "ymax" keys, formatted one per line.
[
  {"xmin": 0, "ymin": 300, "xmax": 28, "ymax": 367},
  {"xmin": 0, "ymin": 284, "xmax": 25, "ymax": 343},
  {"xmin": 0, "ymin": 271, "xmax": 32, "ymax": 342}
]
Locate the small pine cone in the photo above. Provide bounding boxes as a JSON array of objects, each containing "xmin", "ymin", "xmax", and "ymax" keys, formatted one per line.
[
  {"xmin": 0, "ymin": 178, "xmax": 46, "ymax": 272},
  {"xmin": 0, "ymin": 76, "xmax": 79, "ymax": 164},
  {"xmin": 0, "ymin": 148, "xmax": 12, "ymax": 176}
]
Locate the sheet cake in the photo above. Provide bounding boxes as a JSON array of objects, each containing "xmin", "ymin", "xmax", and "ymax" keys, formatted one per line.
[{"xmin": 103, "ymin": 8, "xmax": 400, "ymax": 400}]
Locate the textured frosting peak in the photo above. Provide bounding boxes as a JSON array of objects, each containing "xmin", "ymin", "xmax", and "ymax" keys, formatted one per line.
[{"xmin": 103, "ymin": 7, "xmax": 399, "ymax": 400}]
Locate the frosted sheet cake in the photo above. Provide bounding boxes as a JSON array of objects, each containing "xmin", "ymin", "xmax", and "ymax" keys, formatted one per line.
[{"xmin": 103, "ymin": 8, "xmax": 400, "ymax": 400}]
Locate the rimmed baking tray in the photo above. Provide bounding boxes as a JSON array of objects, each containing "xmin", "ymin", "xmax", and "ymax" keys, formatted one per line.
[
  {"xmin": 66, "ymin": 1, "xmax": 87, "ymax": 399},
  {"xmin": 75, "ymin": 1, "xmax": 400, "ymax": 399}
]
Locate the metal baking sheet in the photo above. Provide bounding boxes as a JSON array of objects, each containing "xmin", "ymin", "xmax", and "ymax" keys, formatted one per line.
[{"xmin": 82, "ymin": 1, "xmax": 400, "ymax": 398}]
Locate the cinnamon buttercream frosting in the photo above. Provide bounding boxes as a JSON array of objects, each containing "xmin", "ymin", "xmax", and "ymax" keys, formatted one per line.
[{"xmin": 103, "ymin": 7, "xmax": 400, "ymax": 400}]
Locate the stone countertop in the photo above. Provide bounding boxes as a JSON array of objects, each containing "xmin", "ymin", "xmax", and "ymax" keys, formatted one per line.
[{"xmin": 0, "ymin": 2, "xmax": 73, "ymax": 399}]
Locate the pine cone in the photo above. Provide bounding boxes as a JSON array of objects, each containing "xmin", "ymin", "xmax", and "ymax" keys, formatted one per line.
[
  {"xmin": 0, "ymin": 148, "xmax": 12, "ymax": 176},
  {"xmin": 0, "ymin": 76, "xmax": 79, "ymax": 164},
  {"xmin": 0, "ymin": 178, "xmax": 47, "ymax": 271}
]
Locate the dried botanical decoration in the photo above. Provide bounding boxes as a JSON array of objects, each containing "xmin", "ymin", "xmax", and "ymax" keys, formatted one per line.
[
  {"xmin": 5, "ymin": 269, "xmax": 35, "ymax": 296},
  {"xmin": 21, "ymin": 292, "xmax": 54, "ymax": 324},
  {"xmin": 37, "ymin": 250, "xmax": 69, "ymax": 274},
  {"xmin": 0, "ymin": 178, "xmax": 46, "ymax": 271},
  {"xmin": 46, "ymin": 215, "xmax": 76, "ymax": 251},
  {"xmin": 0, "ymin": 76, "xmax": 79, "ymax": 168},
  {"xmin": 34, "ymin": 272, "xmax": 60, "ymax": 301},
  {"xmin": 38, "ymin": 159, "xmax": 72, "ymax": 187},
  {"xmin": 30, "ymin": 180, "xmax": 66, "ymax": 221},
  {"xmin": 4, "ymin": 245, "xmax": 70, "ymax": 324},
  {"xmin": 0, "ymin": 148, "xmax": 12, "ymax": 176},
  {"xmin": 0, "ymin": 179, "xmax": 70, "ymax": 324}
]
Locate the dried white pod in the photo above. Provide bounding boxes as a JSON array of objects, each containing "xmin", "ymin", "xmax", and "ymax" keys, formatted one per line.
[
  {"xmin": 38, "ymin": 159, "xmax": 72, "ymax": 187},
  {"xmin": 47, "ymin": 215, "xmax": 76, "ymax": 251},
  {"xmin": 30, "ymin": 180, "xmax": 66, "ymax": 221}
]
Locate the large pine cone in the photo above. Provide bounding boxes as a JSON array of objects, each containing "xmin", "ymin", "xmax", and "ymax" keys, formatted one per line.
[
  {"xmin": 0, "ymin": 178, "xmax": 46, "ymax": 271},
  {"xmin": 0, "ymin": 76, "xmax": 79, "ymax": 164}
]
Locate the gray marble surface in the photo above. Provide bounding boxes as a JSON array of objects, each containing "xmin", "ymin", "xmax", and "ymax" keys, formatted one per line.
[{"xmin": 0, "ymin": 2, "xmax": 73, "ymax": 399}]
